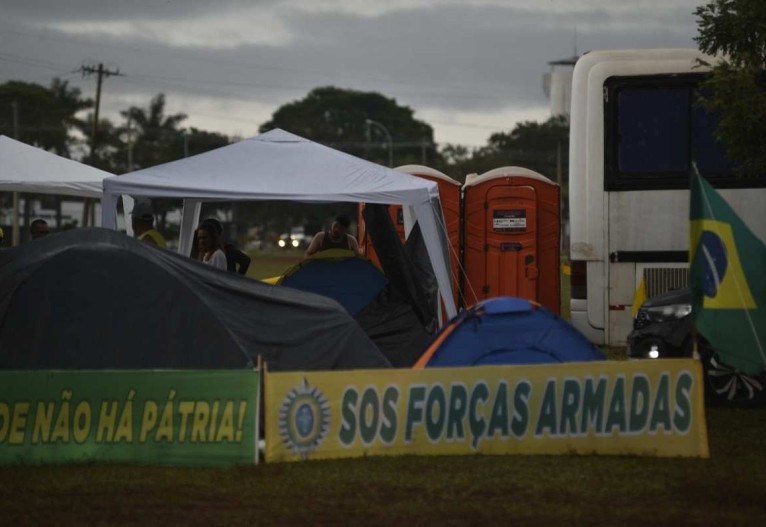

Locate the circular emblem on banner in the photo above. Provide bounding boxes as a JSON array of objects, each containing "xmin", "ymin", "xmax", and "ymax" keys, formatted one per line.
[
  {"xmin": 279, "ymin": 378, "xmax": 330, "ymax": 459},
  {"xmin": 700, "ymin": 230, "xmax": 728, "ymax": 298}
]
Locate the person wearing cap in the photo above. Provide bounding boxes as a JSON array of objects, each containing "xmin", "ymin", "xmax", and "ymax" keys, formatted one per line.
[
  {"xmin": 131, "ymin": 202, "xmax": 166, "ymax": 248},
  {"xmin": 30, "ymin": 219, "xmax": 50, "ymax": 240},
  {"xmin": 305, "ymin": 213, "xmax": 361, "ymax": 257}
]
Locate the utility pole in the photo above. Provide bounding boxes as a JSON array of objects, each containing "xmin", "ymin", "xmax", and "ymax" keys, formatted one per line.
[
  {"xmin": 79, "ymin": 63, "xmax": 121, "ymax": 226},
  {"xmin": 80, "ymin": 63, "xmax": 121, "ymax": 159}
]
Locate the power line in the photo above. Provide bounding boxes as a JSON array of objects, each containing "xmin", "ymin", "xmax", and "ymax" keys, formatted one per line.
[
  {"xmin": 0, "ymin": 52, "xmax": 73, "ymax": 74},
  {"xmin": 1, "ymin": 50, "xmax": 516, "ymax": 141},
  {"xmin": 0, "ymin": 28, "xmax": 514, "ymax": 101}
]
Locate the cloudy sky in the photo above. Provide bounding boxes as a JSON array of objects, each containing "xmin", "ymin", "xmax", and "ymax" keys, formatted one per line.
[{"xmin": 0, "ymin": 0, "xmax": 704, "ymax": 147}]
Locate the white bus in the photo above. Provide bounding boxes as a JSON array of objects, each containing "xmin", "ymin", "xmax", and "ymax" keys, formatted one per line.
[{"xmin": 568, "ymin": 49, "xmax": 766, "ymax": 346}]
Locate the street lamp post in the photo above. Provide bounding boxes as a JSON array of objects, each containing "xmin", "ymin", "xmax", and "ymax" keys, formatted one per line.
[{"xmin": 365, "ymin": 118, "xmax": 393, "ymax": 167}]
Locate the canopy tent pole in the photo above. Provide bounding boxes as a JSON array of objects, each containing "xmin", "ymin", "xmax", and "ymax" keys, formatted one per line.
[
  {"xmin": 101, "ymin": 193, "xmax": 119, "ymax": 230},
  {"xmin": 178, "ymin": 199, "xmax": 202, "ymax": 256},
  {"xmin": 122, "ymin": 195, "xmax": 135, "ymax": 236},
  {"xmin": 413, "ymin": 201, "xmax": 457, "ymax": 318},
  {"xmin": 402, "ymin": 205, "xmax": 415, "ymax": 239},
  {"xmin": 12, "ymin": 192, "xmax": 20, "ymax": 246}
]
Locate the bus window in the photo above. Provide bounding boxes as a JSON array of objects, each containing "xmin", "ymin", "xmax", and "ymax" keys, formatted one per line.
[
  {"xmin": 618, "ymin": 87, "xmax": 689, "ymax": 175},
  {"xmin": 692, "ymin": 97, "xmax": 735, "ymax": 175},
  {"xmin": 605, "ymin": 74, "xmax": 762, "ymax": 190}
]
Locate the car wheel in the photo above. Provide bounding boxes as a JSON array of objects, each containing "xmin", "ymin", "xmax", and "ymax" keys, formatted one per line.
[{"xmin": 701, "ymin": 353, "xmax": 766, "ymax": 408}]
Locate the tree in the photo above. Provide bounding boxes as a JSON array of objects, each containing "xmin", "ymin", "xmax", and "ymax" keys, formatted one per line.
[
  {"xmin": 171, "ymin": 127, "xmax": 230, "ymax": 158},
  {"xmin": 119, "ymin": 93, "xmax": 188, "ymax": 170},
  {"xmin": 75, "ymin": 113, "xmax": 123, "ymax": 172},
  {"xmin": 695, "ymin": 0, "xmax": 766, "ymax": 175},
  {"xmin": 48, "ymin": 79, "xmax": 93, "ymax": 157},
  {"xmin": 260, "ymin": 86, "xmax": 440, "ymax": 167},
  {"xmin": 0, "ymin": 79, "xmax": 91, "ymax": 157},
  {"xmin": 443, "ymin": 115, "xmax": 569, "ymax": 184},
  {"xmin": 257, "ymin": 87, "xmax": 441, "ymax": 238},
  {"xmin": 112, "ymin": 94, "xmax": 188, "ymax": 230}
]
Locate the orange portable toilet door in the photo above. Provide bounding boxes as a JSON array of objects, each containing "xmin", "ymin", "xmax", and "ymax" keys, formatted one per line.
[
  {"xmin": 358, "ymin": 203, "xmax": 404, "ymax": 266},
  {"xmin": 484, "ymin": 185, "xmax": 538, "ymax": 300}
]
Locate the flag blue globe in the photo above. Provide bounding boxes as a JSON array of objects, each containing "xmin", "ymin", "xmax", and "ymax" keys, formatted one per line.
[{"xmin": 700, "ymin": 230, "xmax": 728, "ymax": 298}]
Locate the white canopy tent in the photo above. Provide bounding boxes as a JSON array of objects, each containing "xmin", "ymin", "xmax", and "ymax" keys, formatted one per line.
[
  {"xmin": 101, "ymin": 129, "xmax": 457, "ymax": 317},
  {"xmin": 0, "ymin": 135, "xmax": 109, "ymax": 198},
  {"xmin": 0, "ymin": 135, "xmax": 131, "ymax": 244}
]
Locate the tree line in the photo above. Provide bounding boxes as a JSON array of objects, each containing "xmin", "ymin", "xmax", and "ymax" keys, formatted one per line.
[
  {"xmin": 0, "ymin": 81, "xmax": 569, "ymax": 181},
  {"xmin": 0, "ymin": 81, "xmax": 569, "ymax": 242}
]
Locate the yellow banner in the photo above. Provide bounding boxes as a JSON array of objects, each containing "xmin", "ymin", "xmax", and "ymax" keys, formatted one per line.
[{"xmin": 265, "ymin": 359, "xmax": 709, "ymax": 462}]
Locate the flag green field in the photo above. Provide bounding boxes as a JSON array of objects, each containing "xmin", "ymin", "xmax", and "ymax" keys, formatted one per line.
[{"xmin": 690, "ymin": 169, "xmax": 766, "ymax": 374}]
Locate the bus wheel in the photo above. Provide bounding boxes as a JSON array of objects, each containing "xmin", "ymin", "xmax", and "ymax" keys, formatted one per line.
[{"xmin": 702, "ymin": 354, "xmax": 766, "ymax": 408}]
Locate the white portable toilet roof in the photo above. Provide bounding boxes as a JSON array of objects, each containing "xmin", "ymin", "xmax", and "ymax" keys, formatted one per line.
[
  {"xmin": 463, "ymin": 166, "xmax": 554, "ymax": 189},
  {"xmin": 396, "ymin": 165, "xmax": 461, "ymax": 186}
]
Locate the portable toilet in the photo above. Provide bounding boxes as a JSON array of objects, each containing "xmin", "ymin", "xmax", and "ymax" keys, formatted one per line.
[
  {"xmin": 357, "ymin": 204, "xmax": 400, "ymax": 265},
  {"xmin": 358, "ymin": 165, "xmax": 462, "ymax": 307},
  {"xmin": 461, "ymin": 166, "xmax": 560, "ymax": 313}
]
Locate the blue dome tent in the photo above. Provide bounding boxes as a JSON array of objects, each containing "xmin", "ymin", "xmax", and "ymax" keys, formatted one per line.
[
  {"xmin": 414, "ymin": 297, "xmax": 604, "ymax": 368},
  {"xmin": 279, "ymin": 250, "xmax": 387, "ymax": 316}
]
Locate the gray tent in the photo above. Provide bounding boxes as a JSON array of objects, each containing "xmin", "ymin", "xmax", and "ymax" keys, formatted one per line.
[{"xmin": 0, "ymin": 228, "xmax": 389, "ymax": 371}]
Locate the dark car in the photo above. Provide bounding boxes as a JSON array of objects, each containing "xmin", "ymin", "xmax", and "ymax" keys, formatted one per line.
[{"xmin": 628, "ymin": 288, "xmax": 766, "ymax": 408}]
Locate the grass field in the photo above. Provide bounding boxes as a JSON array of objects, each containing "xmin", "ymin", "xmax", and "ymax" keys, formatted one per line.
[{"xmin": 2, "ymin": 407, "xmax": 765, "ymax": 525}]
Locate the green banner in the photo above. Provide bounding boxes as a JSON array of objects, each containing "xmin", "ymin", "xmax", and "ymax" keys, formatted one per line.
[{"xmin": 0, "ymin": 370, "xmax": 259, "ymax": 467}]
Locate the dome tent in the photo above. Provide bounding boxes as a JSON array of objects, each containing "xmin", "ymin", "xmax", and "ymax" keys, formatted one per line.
[
  {"xmin": 279, "ymin": 249, "xmax": 387, "ymax": 316},
  {"xmin": 0, "ymin": 228, "xmax": 389, "ymax": 371},
  {"xmin": 414, "ymin": 297, "xmax": 604, "ymax": 368}
]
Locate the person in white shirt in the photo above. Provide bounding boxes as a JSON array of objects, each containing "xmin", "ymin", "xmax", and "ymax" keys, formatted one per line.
[{"xmin": 196, "ymin": 222, "xmax": 227, "ymax": 270}]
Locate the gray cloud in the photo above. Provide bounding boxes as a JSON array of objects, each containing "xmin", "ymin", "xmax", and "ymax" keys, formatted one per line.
[
  {"xmin": 0, "ymin": 0, "xmax": 703, "ymax": 144},
  {"xmin": 0, "ymin": 0, "xmax": 276, "ymax": 23}
]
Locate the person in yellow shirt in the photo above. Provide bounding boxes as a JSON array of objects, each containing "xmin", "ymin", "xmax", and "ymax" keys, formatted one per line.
[{"xmin": 131, "ymin": 202, "xmax": 166, "ymax": 248}]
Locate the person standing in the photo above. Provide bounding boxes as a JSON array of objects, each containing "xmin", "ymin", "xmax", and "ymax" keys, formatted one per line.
[
  {"xmin": 199, "ymin": 218, "xmax": 251, "ymax": 275},
  {"xmin": 131, "ymin": 203, "xmax": 166, "ymax": 248},
  {"xmin": 196, "ymin": 222, "xmax": 227, "ymax": 270},
  {"xmin": 305, "ymin": 214, "xmax": 361, "ymax": 256}
]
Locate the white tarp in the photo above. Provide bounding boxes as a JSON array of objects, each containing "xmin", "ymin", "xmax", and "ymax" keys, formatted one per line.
[
  {"xmin": 0, "ymin": 135, "xmax": 109, "ymax": 198},
  {"xmin": 101, "ymin": 129, "xmax": 457, "ymax": 317}
]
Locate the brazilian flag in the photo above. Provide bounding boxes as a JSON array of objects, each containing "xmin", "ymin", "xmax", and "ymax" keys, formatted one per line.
[{"xmin": 690, "ymin": 169, "xmax": 766, "ymax": 375}]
